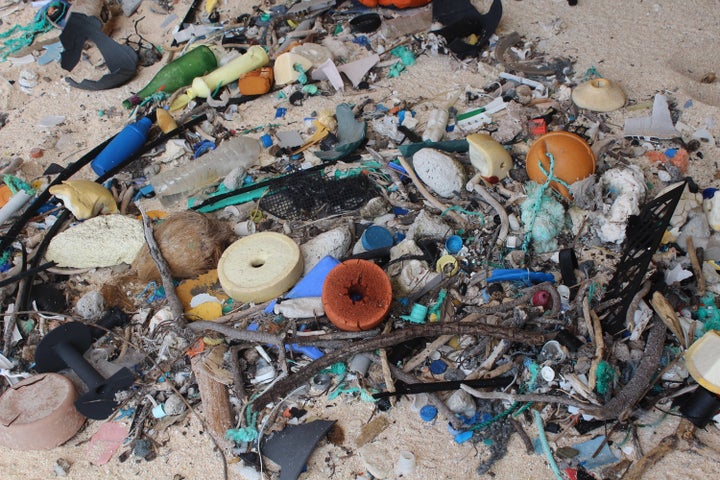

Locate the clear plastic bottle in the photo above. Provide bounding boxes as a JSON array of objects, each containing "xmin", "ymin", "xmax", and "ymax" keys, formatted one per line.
[{"xmin": 150, "ymin": 135, "xmax": 262, "ymax": 205}]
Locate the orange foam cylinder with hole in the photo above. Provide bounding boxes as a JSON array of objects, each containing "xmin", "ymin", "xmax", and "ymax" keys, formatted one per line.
[{"xmin": 322, "ymin": 259, "xmax": 393, "ymax": 331}]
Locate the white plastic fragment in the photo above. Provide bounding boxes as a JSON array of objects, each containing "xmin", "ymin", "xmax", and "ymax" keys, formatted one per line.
[
  {"xmin": 499, "ymin": 72, "xmax": 547, "ymax": 97},
  {"xmin": 412, "ymin": 148, "xmax": 466, "ymax": 198},
  {"xmin": 273, "ymin": 297, "xmax": 325, "ymax": 318},
  {"xmin": 300, "ymin": 225, "xmax": 352, "ymax": 274},
  {"xmin": 337, "ymin": 54, "xmax": 380, "ymax": 87},
  {"xmin": 623, "ymin": 94, "xmax": 680, "ymax": 139},
  {"xmin": 310, "ymin": 58, "xmax": 344, "ymax": 91},
  {"xmin": 395, "ymin": 450, "xmax": 416, "ymax": 477},
  {"xmin": 664, "ymin": 263, "xmax": 694, "ymax": 285},
  {"xmin": 37, "ymin": 115, "xmax": 66, "ymax": 128}
]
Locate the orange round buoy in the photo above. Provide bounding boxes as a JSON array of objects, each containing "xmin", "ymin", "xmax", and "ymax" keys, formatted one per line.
[
  {"xmin": 525, "ymin": 131, "xmax": 596, "ymax": 199},
  {"xmin": 322, "ymin": 259, "xmax": 392, "ymax": 332}
]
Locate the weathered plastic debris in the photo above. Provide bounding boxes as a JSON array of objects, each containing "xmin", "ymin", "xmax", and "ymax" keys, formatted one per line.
[{"xmin": 623, "ymin": 94, "xmax": 681, "ymax": 139}]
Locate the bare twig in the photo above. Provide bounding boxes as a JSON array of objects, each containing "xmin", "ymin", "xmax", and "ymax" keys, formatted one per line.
[
  {"xmin": 626, "ymin": 280, "xmax": 652, "ymax": 333},
  {"xmin": 588, "ymin": 308, "xmax": 606, "ymax": 391},
  {"xmin": 622, "ymin": 418, "xmax": 695, "ymax": 480},
  {"xmin": 467, "ymin": 173, "xmax": 509, "ymax": 247},
  {"xmin": 137, "ymin": 203, "xmax": 185, "ymax": 327},
  {"xmin": 460, "ymin": 384, "xmax": 595, "ymax": 409}
]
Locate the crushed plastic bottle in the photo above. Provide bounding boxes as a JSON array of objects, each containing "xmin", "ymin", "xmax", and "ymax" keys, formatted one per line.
[{"xmin": 150, "ymin": 135, "xmax": 262, "ymax": 205}]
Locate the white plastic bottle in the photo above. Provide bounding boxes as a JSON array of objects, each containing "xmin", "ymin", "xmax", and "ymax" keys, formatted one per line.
[
  {"xmin": 422, "ymin": 108, "xmax": 449, "ymax": 142},
  {"xmin": 151, "ymin": 135, "xmax": 262, "ymax": 205}
]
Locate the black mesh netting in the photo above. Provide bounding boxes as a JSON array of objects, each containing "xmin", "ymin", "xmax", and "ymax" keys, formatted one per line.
[
  {"xmin": 598, "ymin": 181, "xmax": 685, "ymax": 335},
  {"xmin": 259, "ymin": 172, "xmax": 378, "ymax": 221}
]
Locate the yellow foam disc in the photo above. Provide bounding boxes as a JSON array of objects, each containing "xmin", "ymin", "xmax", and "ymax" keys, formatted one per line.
[{"xmin": 218, "ymin": 232, "xmax": 303, "ymax": 303}]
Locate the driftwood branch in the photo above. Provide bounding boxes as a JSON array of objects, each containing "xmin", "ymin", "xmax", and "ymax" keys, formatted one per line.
[
  {"xmin": 622, "ymin": 418, "xmax": 695, "ymax": 480},
  {"xmin": 247, "ymin": 320, "xmax": 554, "ymax": 409},
  {"xmin": 583, "ymin": 319, "xmax": 667, "ymax": 420}
]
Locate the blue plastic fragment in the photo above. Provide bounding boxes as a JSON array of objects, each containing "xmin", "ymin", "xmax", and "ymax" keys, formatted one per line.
[{"xmin": 454, "ymin": 431, "xmax": 474, "ymax": 444}]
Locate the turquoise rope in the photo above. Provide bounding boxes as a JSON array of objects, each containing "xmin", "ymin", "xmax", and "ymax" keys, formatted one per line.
[
  {"xmin": 533, "ymin": 409, "xmax": 564, "ymax": 480},
  {"xmin": 0, "ymin": 1, "xmax": 68, "ymax": 61},
  {"xmin": 522, "ymin": 152, "xmax": 567, "ymax": 252}
]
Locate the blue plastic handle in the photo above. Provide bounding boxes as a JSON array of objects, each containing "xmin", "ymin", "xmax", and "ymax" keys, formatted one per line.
[{"xmin": 487, "ymin": 269, "xmax": 555, "ymax": 285}]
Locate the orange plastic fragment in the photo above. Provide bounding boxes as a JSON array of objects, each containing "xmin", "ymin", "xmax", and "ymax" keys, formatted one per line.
[
  {"xmin": 238, "ymin": 67, "xmax": 274, "ymax": 95},
  {"xmin": 0, "ymin": 185, "xmax": 12, "ymax": 208},
  {"xmin": 186, "ymin": 338, "xmax": 206, "ymax": 358},
  {"xmin": 644, "ymin": 148, "xmax": 689, "ymax": 173}
]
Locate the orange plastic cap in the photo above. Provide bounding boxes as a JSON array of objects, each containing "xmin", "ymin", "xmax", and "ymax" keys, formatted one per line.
[
  {"xmin": 525, "ymin": 131, "xmax": 596, "ymax": 199},
  {"xmin": 322, "ymin": 259, "xmax": 393, "ymax": 331}
]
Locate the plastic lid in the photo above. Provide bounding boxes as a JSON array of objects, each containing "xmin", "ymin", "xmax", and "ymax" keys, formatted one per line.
[
  {"xmin": 361, "ymin": 225, "xmax": 394, "ymax": 251},
  {"xmin": 429, "ymin": 359, "xmax": 448, "ymax": 375},
  {"xmin": 419, "ymin": 405, "xmax": 438, "ymax": 422},
  {"xmin": 445, "ymin": 234, "xmax": 463, "ymax": 254}
]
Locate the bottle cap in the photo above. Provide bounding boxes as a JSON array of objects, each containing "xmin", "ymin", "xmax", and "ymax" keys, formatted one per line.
[
  {"xmin": 429, "ymin": 359, "xmax": 448, "ymax": 375},
  {"xmin": 400, "ymin": 303, "xmax": 427, "ymax": 324},
  {"xmin": 445, "ymin": 234, "xmax": 463, "ymax": 254},
  {"xmin": 419, "ymin": 405, "xmax": 438, "ymax": 422},
  {"xmin": 436, "ymin": 254, "xmax": 459, "ymax": 276},
  {"xmin": 361, "ymin": 225, "xmax": 394, "ymax": 250}
]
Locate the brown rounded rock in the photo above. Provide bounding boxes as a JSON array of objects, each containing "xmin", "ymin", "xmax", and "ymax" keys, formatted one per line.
[{"xmin": 322, "ymin": 259, "xmax": 392, "ymax": 331}]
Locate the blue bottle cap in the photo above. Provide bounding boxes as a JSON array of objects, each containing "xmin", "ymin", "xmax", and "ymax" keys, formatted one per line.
[
  {"xmin": 361, "ymin": 225, "xmax": 394, "ymax": 251},
  {"xmin": 429, "ymin": 359, "xmax": 448, "ymax": 375},
  {"xmin": 419, "ymin": 405, "xmax": 438, "ymax": 422},
  {"xmin": 445, "ymin": 235, "xmax": 463, "ymax": 254}
]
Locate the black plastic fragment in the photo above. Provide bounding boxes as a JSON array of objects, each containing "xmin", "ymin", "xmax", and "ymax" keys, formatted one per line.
[
  {"xmin": 598, "ymin": 181, "xmax": 685, "ymax": 336},
  {"xmin": 262, "ymin": 420, "xmax": 336, "ymax": 480},
  {"xmin": 432, "ymin": 0, "xmax": 503, "ymax": 58},
  {"xmin": 60, "ymin": 13, "xmax": 138, "ymax": 90}
]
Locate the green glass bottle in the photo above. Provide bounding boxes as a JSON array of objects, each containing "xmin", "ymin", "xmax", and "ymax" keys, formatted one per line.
[{"xmin": 122, "ymin": 45, "xmax": 218, "ymax": 108}]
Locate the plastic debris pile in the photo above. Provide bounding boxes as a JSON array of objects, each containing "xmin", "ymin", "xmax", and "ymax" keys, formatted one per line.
[{"xmin": 0, "ymin": 1, "xmax": 718, "ymax": 479}]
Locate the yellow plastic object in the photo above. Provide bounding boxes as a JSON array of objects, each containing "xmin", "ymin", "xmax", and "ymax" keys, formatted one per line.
[
  {"xmin": 217, "ymin": 232, "xmax": 303, "ymax": 303},
  {"xmin": 186, "ymin": 301, "xmax": 223, "ymax": 321},
  {"xmin": 685, "ymin": 330, "xmax": 720, "ymax": 394},
  {"xmin": 171, "ymin": 46, "xmax": 270, "ymax": 110},
  {"xmin": 273, "ymin": 52, "xmax": 314, "ymax": 85},
  {"xmin": 572, "ymin": 78, "xmax": 626, "ymax": 112},
  {"xmin": 467, "ymin": 133, "xmax": 512, "ymax": 181},
  {"xmin": 176, "ymin": 269, "xmax": 228, "ymax": 311},
  {"xmin": 155, "ymin": 108, "xmax": 178, "ymax": 133},
  {"xmin": 525, "ymin": 131, "xmax": 596, "ymax": 199},
  {"xmin": 205, "ymin": 0, "xmax": 218, "ymax": 13},
  {"xmin": 436, "ymin": 254, "xmax": 459, "ymax": 277},
  {"xmin": 48, "ymin": 179, "xmax": 118, "ymax": 220}
]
